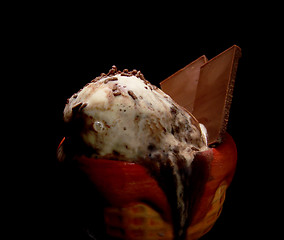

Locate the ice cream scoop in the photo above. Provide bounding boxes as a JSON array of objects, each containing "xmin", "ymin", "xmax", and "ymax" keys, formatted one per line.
[{"xmin": 63, "ymin": 66, "xmax": 207, "ymax": 161}]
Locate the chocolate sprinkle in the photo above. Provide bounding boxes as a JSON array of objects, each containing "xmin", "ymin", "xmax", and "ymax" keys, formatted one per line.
[
  {"xmin": 107, "ymin": 65, "xmax": 117, "ymax": 75},
  {"xmin": 104, "ymin": 76, "xmax": 118, "ymax": 84},
  {"xmin": 128, "ymin": 90, "xmax": 137, "ymax": 100},
  {"xmin": 113, "ymin": 91, "xmax": 121, "ymax": 96},
  {"xmin": 121, "ymin": 72, "xmax": 132, "ymax": 77},
  {"xmin": 112, "ymin": 84, "xmax": 121, "ymax": 96}
]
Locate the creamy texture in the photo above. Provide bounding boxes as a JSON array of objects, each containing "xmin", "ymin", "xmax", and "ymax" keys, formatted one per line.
[
  {"xmin": 64, "ymin": 72, "xmax": 207, "ymax": 161},
  {"xmin": 62, "ymin": 67, "xmax": 208, "ymax": 240}
]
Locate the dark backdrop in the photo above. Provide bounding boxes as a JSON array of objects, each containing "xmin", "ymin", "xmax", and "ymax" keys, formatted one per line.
[{"xmin": 15, "ymin": 16, "xmax": 276, "ymax": 240}]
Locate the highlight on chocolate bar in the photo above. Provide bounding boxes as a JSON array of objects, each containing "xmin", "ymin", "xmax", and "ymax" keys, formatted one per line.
[{"xmin": 57, "ymin": 45, "xmax": 241, "ymax": 240}]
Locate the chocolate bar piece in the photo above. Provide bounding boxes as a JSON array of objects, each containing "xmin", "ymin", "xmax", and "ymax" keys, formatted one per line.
[
  {"xmin": 160, "ymin": 45, "xmax": 241, "ymax": 145},
  {"xmin": 160, "ymin": 56, "xmax": 207, "ymax": 113},
  {"xmin": 193, "ymin": 45, "xmax": 241, "ymax": 145}
]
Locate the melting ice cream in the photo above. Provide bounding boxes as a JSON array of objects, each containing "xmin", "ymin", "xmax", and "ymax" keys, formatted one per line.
[{"xmin": 62, "ymin": 66, "xmax": 208, "ymax": 239}]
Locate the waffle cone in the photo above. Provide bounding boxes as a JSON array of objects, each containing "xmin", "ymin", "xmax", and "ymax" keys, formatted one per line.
[{"xmin": 104, "ymin": 183, "xmax": 227, "ymax": 240}]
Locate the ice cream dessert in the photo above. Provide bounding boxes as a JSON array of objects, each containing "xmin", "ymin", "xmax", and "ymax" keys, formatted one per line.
[
  {"xmin": 60, "ymin": 66, "xmax": 208, "ymax": 239},
  {"xmin": 58, "ymin": 45, "xmax": 241, "ymax": 240}
]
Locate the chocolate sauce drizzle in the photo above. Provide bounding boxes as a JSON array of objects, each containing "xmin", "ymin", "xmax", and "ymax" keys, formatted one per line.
[{"xmin": 138, "ymin": 131, "xmax": 209, "ymax": 240}]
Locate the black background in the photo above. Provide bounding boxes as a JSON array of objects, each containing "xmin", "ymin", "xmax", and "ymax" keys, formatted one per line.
[{"xmin": 10, "ymin": 8, "xmax": 280, "ymax": 240}]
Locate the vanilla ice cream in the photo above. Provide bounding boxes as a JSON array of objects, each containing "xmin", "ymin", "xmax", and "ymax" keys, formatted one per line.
[{"xmin": 64, "ymin": 66, "xmax": 207, "ymax": 161}]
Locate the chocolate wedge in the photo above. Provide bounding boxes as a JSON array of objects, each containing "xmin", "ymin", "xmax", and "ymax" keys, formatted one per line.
[
  {"xmin": 160, "ymin": 45, "xmax": 242, "ymax": 145},
  {"xmin": 160, "ymin": 56, "xmax": 207, "ymax": 113},
  {"xmin": 193, "ymin": 45, "xmax": 241, "ymax": 145}
]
